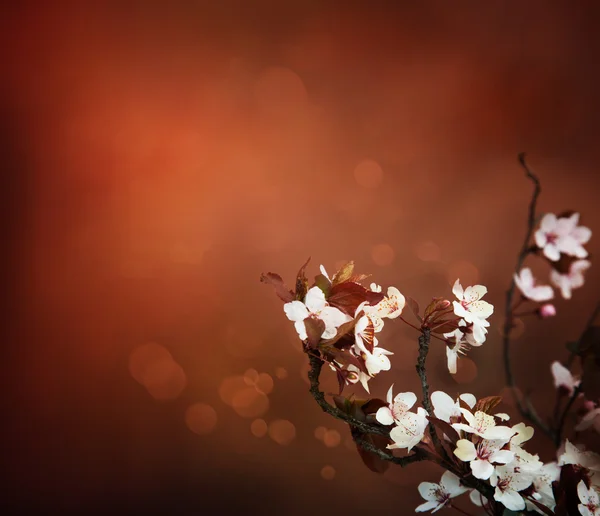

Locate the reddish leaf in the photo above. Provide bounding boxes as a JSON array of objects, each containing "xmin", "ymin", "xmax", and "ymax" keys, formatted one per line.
[
  {"xmin": 348, "ymin": 273, "xmax": 371, "ymax": 283},
  {"xmin": 320, "ymin": 317, "xmax": 358, "ymax": 347},
  {"xmin": 474, "ymin": 396, "xmax": 502, "ymax": 415},
  {"xmin": 304, "ymin": 317, "xmax": 325, "ymax": 349},
  {"xmin": 333, "ymin": 395, "xmax": 352, "ymax": 414},
  {"xmin": 355, "ymin": 433, "xmax": 392, "ymax": 474},
  {"xmin": 430, "ymin": 318, "xmax": 460, "ymax": 335},
  {"xmin": 427, "ymin": 417, "xmax": 460, "ymax": 445},
  {"xmin": 405, "ymin": 296, "xmax": 422, "ymax": 322},
  {"xmin": 322, "ymin": 347, "xmax": 368, "ymax": 375},
  {"xmin": 332, "ymin": 261, "xmax": 355, "ymax": 286},
  {"xmin": 424, "ymin": 297, "xmax": 447, "ymax": 321},
  {"xmin": 328, "ymin": 282, "xmax": 384, "ymax": 316},
  {"xmin": 360, "ymin": 398, "xmax": 388, "ymax": 416},
  {"xmin": 260, "ymin": 272, "xmax": 294, "ymax": 302},
  {"xmin": 295, "ymin": 257, "xmax": 311, "ymax": 301}
]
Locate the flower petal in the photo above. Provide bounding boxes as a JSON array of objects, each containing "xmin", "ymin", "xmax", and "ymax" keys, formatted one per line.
[
  {"xmin": 452, "ymin": 279, "xmax": 464, "ymax": 300},
  {"xmin": 454, "ymin": 439, "xmax": 477, "ymax": 462},
  {"xmin": 415, "ymin": 501, "xmax": 439, "ymax": 513},
  {"xmin": 418, "ymin": 482, "xmax": 441, "ymax": 502},
  {"xmin": 305, "ymin": 286, "xmax": 326, "ymax": 313},
  {"xmin": 375, "ymin": 407, "xmax": 395, "ymax": 426},
  {"xmin": 394, "ymin": 392, "xmax": 417, "ymax": 411},
  {"xmin": 471, "ymin": 459, "xmax": 494, "ymax": 480},
  {"xmin": 440, "ymin": 471, "xmax": 468, "ymax": 496},
  {"xmin": 283, "ymin": 301, "xmax": 309, "ymax": 322}
]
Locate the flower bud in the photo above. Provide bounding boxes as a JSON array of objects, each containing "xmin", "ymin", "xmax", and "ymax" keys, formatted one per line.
[{"xmin": 539, "ymin": 303, "xmax": 556, "ymax": 318}]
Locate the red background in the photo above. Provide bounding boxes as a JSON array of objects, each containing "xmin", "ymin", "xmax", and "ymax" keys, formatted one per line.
[{"xmin": 3, "ymin": 2, "xmax": 600, "ymax": 513}]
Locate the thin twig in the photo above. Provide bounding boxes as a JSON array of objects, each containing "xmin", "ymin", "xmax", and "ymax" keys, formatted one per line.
[
  {"xmin": 502, "ymin": 153, "xmax": 553, "ymax": 439},
  {"xmin": 350, "ymin": 429, "xmax": 425, "ymax": 467},
  {"xmin": 450, "ymin": 503, "xmax": 475, "ymax": 516},
  {"xmin": 555, "ymin": 384, "xmax": 583, "ymax": 446},
  {"xmin": 416, "ymin": 328, "xmax": 434, "ymax": 415}
]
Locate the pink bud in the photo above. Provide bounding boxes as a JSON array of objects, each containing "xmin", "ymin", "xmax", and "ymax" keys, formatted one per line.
[
  {"xmin": 539, "ymin": 303, "xmax": 556, "ymax": 318},
  {"xmin": 583, "ymin": 399, "xmax": 596, "ymax": 413}
]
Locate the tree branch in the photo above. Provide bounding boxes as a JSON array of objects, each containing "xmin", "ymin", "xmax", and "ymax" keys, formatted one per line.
[
  {"xmin": 502, "ymin": 153, "xmax": 553, "ymax": 439},
  {"xmin": 416, "ymin": 328, "xmax": 434, "ymax": 414}
]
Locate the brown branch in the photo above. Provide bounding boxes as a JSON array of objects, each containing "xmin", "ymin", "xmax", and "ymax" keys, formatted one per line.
[
  {"xmin": 555, "ymin": 384, "xmax": 583, "ymax": 446},
  {"xmin": 502, "ymin": 153, "xmax": 553, "ymax": 440}
]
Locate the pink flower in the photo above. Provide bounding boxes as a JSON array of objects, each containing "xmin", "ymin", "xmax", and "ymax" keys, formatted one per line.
[
  {"xmin": 539, "ymin": 304, "xmax": 556, "ymax": 318},
  {"xmin": 534, "ymin": 213, "xmax": 591, "ymax": 262},
  {"xmin": 551, "ymin": 361, "xmax": 580, "ymax": 396},
  {"xmin": 514, "ymin": 268, "xmax": 554, "ymax": 302},
  {"xmin": 550, "ymin": 260, "xmax": 591, "ymax": 300}
]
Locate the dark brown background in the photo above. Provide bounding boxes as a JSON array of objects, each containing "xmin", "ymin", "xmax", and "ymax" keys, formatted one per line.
[{"xmin": 2, "ymin": 1, "xmax": 600, "ymax": 514}]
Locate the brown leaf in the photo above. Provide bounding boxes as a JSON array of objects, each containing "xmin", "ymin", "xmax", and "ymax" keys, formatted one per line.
[
  {"xmin": 333, "ymin": 395, "xmax": 352, "ymax": 414},
  {"xmin": 360, "ymin": 398, "xmax": 388, "ymax": 416},
  {"xmin": 320, "ymin": 317, "xmax": 358, "ymax": 347},
  {"xmin": 405, "ymin": 296, "xmax": 422, "ymax": 322},
  {"xmin": 348, "ymin": 273, "xmax": 371, "ymax": 283},
  {"xmin": 313, "ymin": 274, "xmax": 331, "ymax": 297},
  {"xmin": 259, "ymin": 272, "xmax": 294, "ymax": 302},
  {"xmin": 427, "ymin": 416, "xmax": 460, "ymax": 445},
  {"xmin": 295, "ymin": 257, "xmax": 311, "ymax": 301},
  {"xmin": 332, "ymin": 261, "xmax": 355, "ymax": 286},
  {"xmin": 304, "ymin": 317, "xmax": 325, "ymax": 349},
  {"xmin": 354, "ymin": 433, "xmax": 392, "ymax": 474},
  {"xmin": 328, "ymin": 282, "xmax": 384, "ymax": 316},
  {"xmin": 322, "ymin": 347, "xmax": 368, "ymax": 375},
  {"xmin": 474, "ymin": 396, "xmax": 502, "ymax": 415},
  {"xmin": 430, "ymin": 318, "xmax": 460, "ymax": 335}
]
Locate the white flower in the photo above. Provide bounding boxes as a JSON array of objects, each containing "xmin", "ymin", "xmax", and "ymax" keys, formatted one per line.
[
  {"xmin": 345, "ymin": 364, "xmax": 372, "ymax": 393},
  {"xmin": 431, "ymin": 391, "xmax": 476, "ymax": 424},
  {"xmin": 452, "ymin": 409, "xmax": 516, "ymax": 440},
  {"xmin": 443, "ymin": 328, "xmax": 470, "ymax": 374},
  {"xmin": 576, "ymin": 406, "xmax": 600, "ymax": 433},
  {"xmin": 388, "ymin": 407, "xmax": 428, "ymax": 452},
  {"xmin": 558, "ymin": 440, "xmax": 600, "ymax": 473},
  {"xmin": 578, "ymin": 480, "xmax": 600, "ymax": 516},
  {"xmin": 362, "ymin": 346, "xmax": 393, "ymax": 376},
  {"xmin": 490, "ymin": 464, "xmax": 534, "ymax": 511},
  {"xmin": 526, "ymin": 462, "xmax": 560, "ymax": 514},
  {"xmin": 454, "ymin": 438, "xmax": 514, "ymax": 480},
  {"xmin": 370, "ymin": 283, "xmax": 382, "ymax": 292},
  {"xmin": 514, "ymin": 268, "xmax": 554, "ymax": 302},
  {"xmin": 550, "ymin": 259, "xmax": 591, "ymax": 300},
  {"xmin": 452, "ymin": 280, "xmax": 494, "ymax": 343},
  {"xmin": 362, "ymin": 286, "xmax": 405, "ymax": 331},
  {"xmin": 376, "ymin": 386, "xmax": 417, "ymax": 425},
  {"xmin": 551, "ymin": 361, "xmax": 581, "ymax": 396},
  {"xmin": 534, "ymin": 213, "xmax": 591, "ymax": 261},
  {"xmin": 283, "ymin": 286, "xmax": 351, "ymax": 340},
  {"xmin": 415, "ymin": 471, "xmax": 469, "ymax": 513}
]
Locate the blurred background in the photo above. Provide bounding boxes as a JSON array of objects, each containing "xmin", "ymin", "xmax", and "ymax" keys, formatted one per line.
[{"xmin": 3, "ymin": 1, "xmax": 600, "ymax": 513}]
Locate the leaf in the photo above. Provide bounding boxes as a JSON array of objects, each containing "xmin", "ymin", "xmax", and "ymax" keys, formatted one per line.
[
  {"xmin": 405, "ymin": 296, "xmax": 422, "ymax": 322},
  {"xmin": 348, "ymin": 273, "xmax": 371, "ymax": 283},
  {"xmin": 332, "ymin": 261, "xmax": 355, "ymax": 286},
  {"xmin": 322, "ymin": 347, "xmax": 368, "ymax": 375},
  {"xmin": 360, "ymin": 398, "xmax": 388, "ymax": 416},
  {"xmin": 295, "ymin": 257, "xmax": 311, "ymax": 301},
  {"xmin": 313, "ymin": 274, "xmax": 331, "ymax": 297},
  {"xmin": 320, "ymin": 317, "xmax": 358, "ymax": 347},
  {"xmin": 328, "ymin": 282, "xmax": 384, "ymax": 316},
  {"xmin": 259, "ymin": 272, "xmax": 294, "ymax": 302},
  {"xmin": 426, "ymin": 416, "xmax": 460, "ymax": 445},
  {"xmin": 354, "ymin": 432, "xmax": 392, "ymax": 474},
  {"xmin": 304, "ymin": 317, "xmax": 325, "ymax": 349},
  {"xmin": 333, "ymin": 395, "xmax": 352, "ymax": 414},
  {"xmin": 473, "ymin": 396, "xmax": 502, "ymax": 415},
  {"xmin": 429, "ymin": 317, "xmax": 460, "ymax": 335}
]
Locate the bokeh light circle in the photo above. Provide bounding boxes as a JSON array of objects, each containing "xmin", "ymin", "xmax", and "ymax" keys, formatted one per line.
[
  {"xmin": 185, "ymin": 403, "xmax": 218, "ymax": 435},
  {"xmin": 251, "ymin": 419, "xmax": 268, "ymax": 438},
  {"xmin": 371, "ymin": 244, "xmax": 395, "ymax": 267},
  {"xmin": 354, "ymin": 159, "xmax": 383, "ymax": 189},
  {"xmin": 268, "ymin": 419, "xmax": 296, "ymax": 446},
  {"xmin": 321, "ymin": 465, "xmax": 336, "ymax": 480}
]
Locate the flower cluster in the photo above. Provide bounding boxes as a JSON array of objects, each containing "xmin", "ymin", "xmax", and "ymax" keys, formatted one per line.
[{"xmin": 513, "ymin": 212, "xmax": 592, "ymax": 316}]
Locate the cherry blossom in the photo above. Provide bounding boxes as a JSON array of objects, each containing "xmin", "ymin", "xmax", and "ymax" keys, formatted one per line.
[
  {"xmin": 534, "ymin": 213, "xmax": 591, "ymax": 261},
  {"xmin": 454, "ymin": 437, "xmax": 515, "ymax": 479},
  {"xmin": 551, "ymin": 361, "xmax": 580, "ymax": 396},
  {"xmin": 558, "ymin": 440, "xmax": 600, "ymax": 473},
  {"xmin": 452, "ymin": 409, "xmax": 516, "ymax": 440},
  {"xmin": 514, "ymin": 268, "xmax": 554, "ymax": 302},
  {"xmin": 283, "ymin": 286, "xmax": 351, "ymax": 341},
  {"xmin": 415, "ymin": 471, "xmax": 469, "ymax": 513},
  {"xmin": 376, "ymin": 386, "xmax": 417, "ymax": 426},
  {"xmin": 550, "ymin": 259, "xmax": 591, "ymax": 300},
  {"xmin": 526, "ymin": 462, "xmax": 560, "ymax": 514},
  {"xmin": 443, "ymin": 328, "xmax": 470, "ymax": 374},
  {"xmin": 578, "ymin": 480, "xmax": 600, "ymax": 516},
  {"xmin": 490, "ymin": 464, "xmax": 534, "ymax": 511},
  {"xmin": 576, "ymin": 402, "xmax": 600, "ymax": 433},
  {"xmin": 452, "ymin": 280, "xmax": 494, "ymax": 343},
  {"xmin": 431, "ymin": 391, "xmax": 476, "ymax": 424},
  {"xmin": 387, "ymin": 407, "xmax": 428, "ymax": 452},
  {"xmin": 345, "ymin": 364, "xmax": 371, "ymax": 393},
  {"xmin": 362, "ymin": 286, "xmax": 405, "ymax": 331}
]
